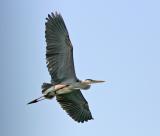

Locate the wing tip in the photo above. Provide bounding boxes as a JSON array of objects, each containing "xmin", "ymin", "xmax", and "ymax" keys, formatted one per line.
[
  {"xmin": 45, "ymin": 11, "xmax": 68, "ymax": 36},
  {"xmin": 67, "ymin": 109, "xmax": 94, "ymax": 123},
  {"xmin": 46, "ymin": 11, "xmax": 61, "ymax": 21},
  {"xmin": 75, "ymin": 115, "xmax": 94, "ymax": 123}
]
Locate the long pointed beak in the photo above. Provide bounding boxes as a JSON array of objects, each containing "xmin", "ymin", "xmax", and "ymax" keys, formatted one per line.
[{"xmin": 92, "ymin": 80, "xmax": 105, "ymax": 83}]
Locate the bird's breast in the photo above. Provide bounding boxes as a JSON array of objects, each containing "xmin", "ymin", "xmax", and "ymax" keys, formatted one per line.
[{"xmin": 43, "ymin": 84, "xmax": 74, "ymax": 96}]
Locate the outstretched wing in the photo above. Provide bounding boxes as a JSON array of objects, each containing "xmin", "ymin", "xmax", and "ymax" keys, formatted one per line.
[
  {"xmin": 56, "ymin": 90, "xmax": 93, "ymax": 123},
  {"xmin": 45, "ymin": 12, "xmax": 79, "ymax": 84}
]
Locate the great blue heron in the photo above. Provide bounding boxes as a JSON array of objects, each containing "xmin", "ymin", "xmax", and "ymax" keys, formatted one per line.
[{"xmin": 28, "ymin": 12, "xmax": 105, "ymax": 123}]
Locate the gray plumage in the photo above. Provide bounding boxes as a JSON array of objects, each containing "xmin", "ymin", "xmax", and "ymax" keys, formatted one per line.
[
  {"xmin": 45, "ymin": 12, "xmax": 79, "ymax": 84},
  {"xmin": 45, "ymin": 12, "xmax": 93, "ymax": 122}
]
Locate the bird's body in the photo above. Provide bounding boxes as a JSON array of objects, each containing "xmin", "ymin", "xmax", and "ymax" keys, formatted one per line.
[
  {"xmin": 28, "ymin": 12, "xmax": 105, "ymax": 123},
  {"xmin": 42, "ymin": 82, "xmax": 90, "ymax": 98},
  {"xmin": 42, "ymin": 82, "xmax": 90, "ymax": 99}
]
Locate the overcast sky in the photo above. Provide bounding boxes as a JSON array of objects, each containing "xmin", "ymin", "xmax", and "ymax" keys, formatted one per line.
[{"xmin": 1, "ymin": 0, "xmax": 160, "ymax": 136}]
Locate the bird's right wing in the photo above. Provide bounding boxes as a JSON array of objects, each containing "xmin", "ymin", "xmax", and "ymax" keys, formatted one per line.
[{"xmin": 56, "ymin": 90, "xmax": 93, "ymax": 123}]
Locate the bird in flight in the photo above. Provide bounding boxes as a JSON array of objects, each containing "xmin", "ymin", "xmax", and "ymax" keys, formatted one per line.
[{"xmin": 28, "ymin": 12, "xmax": 105, "ymax": 123}]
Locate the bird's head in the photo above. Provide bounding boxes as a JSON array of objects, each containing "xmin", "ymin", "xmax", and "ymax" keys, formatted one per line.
[{"xmin": 83, "ymin": 79, "xmax": 105, "ymax": 84}]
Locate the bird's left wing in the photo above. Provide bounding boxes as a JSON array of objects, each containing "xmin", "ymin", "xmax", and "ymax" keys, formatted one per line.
[
  {"xmin": 45, "ymin": 12, "xmax": 79, "ymax": 84},
  {"xmin": 56, "ymin": 90, "xmax": 93, "ymax": 123}
]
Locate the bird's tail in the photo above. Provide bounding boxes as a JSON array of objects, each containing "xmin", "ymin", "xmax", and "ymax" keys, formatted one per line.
[
  {"xmin": 27, "ymin": 95, "xmax": 46, "ymax": 105},
  {"xmin": 41, "ymin": 82, "xmax": 53, "ymax": 94}
]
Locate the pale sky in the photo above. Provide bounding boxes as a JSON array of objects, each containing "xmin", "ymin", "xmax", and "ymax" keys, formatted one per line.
[{"xmin": 1, "ymin": 0, "xmax": 160, "ymax": 136}]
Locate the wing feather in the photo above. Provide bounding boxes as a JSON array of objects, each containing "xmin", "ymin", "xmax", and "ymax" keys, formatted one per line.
[
  {"xmin": 45, "ymin": 12, "xmax": 79, "ymax": 84},
  {"xmin": 56, "ymin": 90, "xmax": 93, "ymax": 123}
]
